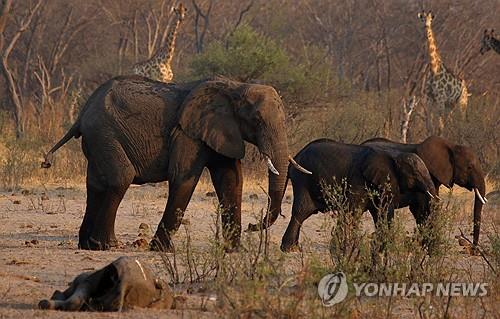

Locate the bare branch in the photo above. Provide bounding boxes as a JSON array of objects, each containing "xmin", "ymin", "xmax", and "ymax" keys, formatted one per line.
[
  {"xmin": 233, "ymin": 0, "xmax": 254, "ymax": 31},
  {"xmin": 192, "ymin": 0, "xmax": 213, "ymax": 53},
  {"xmin": 3, "ymin": 0, "xmax": 42, "ymax": 60}
]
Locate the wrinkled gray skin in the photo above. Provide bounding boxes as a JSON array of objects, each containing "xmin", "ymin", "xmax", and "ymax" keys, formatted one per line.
[
  {"xmin": 363, "ymin": 136, "xmax": 486, "ymax": 246},
  {"xmin": 280, "ymin": 139, "xmax": 437, "ymax": 252},
  {"xmin": 42, "ymin": 76, "xmax": 294, "ymax": 251},
  {"xmin": 38, "ymin": 257, "xmax": 173, "ymax": 311}
]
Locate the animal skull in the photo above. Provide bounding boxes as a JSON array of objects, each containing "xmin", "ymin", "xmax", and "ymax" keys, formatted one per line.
[{"xmin": 38, "ymin": 256, "xmax": 173, "ymax": 311}]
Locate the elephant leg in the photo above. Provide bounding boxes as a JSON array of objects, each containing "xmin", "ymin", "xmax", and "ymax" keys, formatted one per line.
[
  {"xmin": 368, "ymin": 204, "xmax": 394, "ymax": 227},
  {"xmin": 79, "ymin": 186, "xmax": 105, "ymax": 248},
  {"xmin": 409, "ymin": 193, "xmax": 434, "ymax": 251},
  {"xmin": 85, "ymin": 184, "xmax": 130, "ymax": 250},
  {"xmin": 151, "ymin": 130, "xmax": 209, "ymax": 252},
  {"xmin": 79, "ymin": 162, "xmax": 105, "ymax": 247},
  {"xmin": 281, "ymin": 189, "xmax": 317, "ymax": 252},
  {"xmin": 208, "ymin": 158, "xmax": 243, "ymax": 252},
  {"xmin": 79, "ymin": 139, "xmax": 134, "ymax": 251},
  {"xmin": 410, "ymin": 198, "xmax": 430, "ymax": 226},
  {"xmin": 151, "ymin": 173, "xmax": 204, "ymax": 252}
]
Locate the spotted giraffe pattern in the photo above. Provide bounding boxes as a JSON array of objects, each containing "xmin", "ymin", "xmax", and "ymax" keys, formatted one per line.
[
  {"xmin": 133, "ymin": 3, "xmax": 187, "ymax": 82},
  {"xmin": 480, "ymin": 29, "xmax": 500, "ymax": 55},
  {"xmin": 419, "ymin": 11, "xmax": 468, "ymax": 115}
]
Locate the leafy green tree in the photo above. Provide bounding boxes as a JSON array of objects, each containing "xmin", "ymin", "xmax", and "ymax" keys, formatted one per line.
[{"xmin": 190, "ymin": 25, "xmax": 290, "ymax": 82}]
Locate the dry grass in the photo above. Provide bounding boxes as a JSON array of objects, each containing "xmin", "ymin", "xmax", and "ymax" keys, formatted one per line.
[
  {"xmin": 0, "ymin": 88, "xmax": 498, "ymax": 318},
  {"xmin": 0, "ymin": 176, "xmax": 498, "ymax": 318}
]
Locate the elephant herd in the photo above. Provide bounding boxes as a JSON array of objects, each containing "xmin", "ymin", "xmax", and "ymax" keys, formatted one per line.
[{"xmin": 42, "ymin": 75, "xmax": 487, "ymax": 253}]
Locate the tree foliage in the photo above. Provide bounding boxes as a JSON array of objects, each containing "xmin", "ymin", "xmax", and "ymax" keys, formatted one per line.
[{"xmin": 190, "ymin": 25, "xmax": 290, "ymax": 82}]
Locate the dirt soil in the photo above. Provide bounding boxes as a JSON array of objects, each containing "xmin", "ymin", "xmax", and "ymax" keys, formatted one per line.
[{"xmin": 0, "ymin": 178, "xmax": 498, "ymax": 318}]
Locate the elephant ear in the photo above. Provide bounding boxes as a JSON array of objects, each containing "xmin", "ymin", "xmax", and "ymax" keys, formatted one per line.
[
  {"xmin": 416, "ymin": 136, "xmax": 453, "ymax": 186},
  {"xmin": 178, "ymin": 81, "xmax": 245, "ymax": 159},
  {"xmin": 362, "ymin": 150, "xmax": 399, "ymax": 195}
]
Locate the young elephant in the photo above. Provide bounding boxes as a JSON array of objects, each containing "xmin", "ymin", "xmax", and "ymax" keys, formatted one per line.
[
  {"xmin": 281, "ymin": 139, "xmax": 437, "ymax": 252},
  {"xmin": 38, "ymin": 257, "xmax": 173, "ymax": 311}
]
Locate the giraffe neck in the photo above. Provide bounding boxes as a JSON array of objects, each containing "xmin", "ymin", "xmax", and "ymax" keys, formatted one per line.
[
  {"xmin": 425, "ymin": 24, "xmax": 442, "ymax": 74},
  {"xmin": 155, "ymin": 18, "xmax": 182, "ymax": 66},
  {"xmin": 489, "ymin": 35, "xmax": 500, "ymax": 53}
]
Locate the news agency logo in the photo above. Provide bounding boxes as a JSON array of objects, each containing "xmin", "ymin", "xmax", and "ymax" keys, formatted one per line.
[
  {"xmin": 318, "ymin": 272, "xmax": 488, "ymax": 306},
  {"xmin": 317, "ymin": 272, "xmax": 348, "ymax": 306}
]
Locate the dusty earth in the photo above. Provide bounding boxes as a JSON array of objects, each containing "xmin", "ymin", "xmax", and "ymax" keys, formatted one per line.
[{"xmin": 0, "ymin": 175, "xmax": 498, "ymax": 318}]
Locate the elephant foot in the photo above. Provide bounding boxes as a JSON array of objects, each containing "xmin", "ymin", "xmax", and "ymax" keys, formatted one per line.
[
  {"xmin": 149, "ymin": 236, "xmax": 175, "ymax": 253},
  {"xmin": 223, "ymin": 239, "xmax": 240, "ymax": 253},
  {"xmin": 280, "ymin": 242, "xmax": 300, "ymax": 253},
  {"xmin": 78, "ymin": 235, "xmax": 119, "ymax": 251}
]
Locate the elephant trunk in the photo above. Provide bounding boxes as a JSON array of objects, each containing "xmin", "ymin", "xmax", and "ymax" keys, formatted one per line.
[
  {"xmin": 472, "ymin": 176, "xmax": 486, "ymax": 246},
  {"xmin": 248, "ymin": 133, "xmax": 289, "ymax": 231}
]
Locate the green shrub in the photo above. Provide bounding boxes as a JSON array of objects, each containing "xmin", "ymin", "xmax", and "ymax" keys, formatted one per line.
[{"xmin": 190, "ymin": 25, "xmax": 290, "ymax": 82}]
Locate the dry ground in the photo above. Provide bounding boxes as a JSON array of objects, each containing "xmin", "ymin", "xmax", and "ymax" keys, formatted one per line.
[{"xmin": 0, "ymin": 175, "xmax": 498, "ymax": 318}]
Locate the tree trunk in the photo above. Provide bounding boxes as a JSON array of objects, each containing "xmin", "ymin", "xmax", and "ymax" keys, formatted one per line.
[{"xmin": 1, "ymin": 58, "xmax": 24, "ymax": 137}]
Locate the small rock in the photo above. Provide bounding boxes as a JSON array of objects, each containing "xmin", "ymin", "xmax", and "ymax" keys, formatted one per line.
[
  {"xmin": 249, "ymin": 194, "xmax": 258, "ymax": 200},
  {"xmin": 139, "ymin": 223, "xmax": 150, "ymax": 231},
  {"xmin": 455, "ymin": 235, "xmax": 471, "ymax": 247},
  {"xmin": 206, "ymin": 191, "xmax": 216, "ymax": 197},
  {"xmin": 41, "ymin": 195, "xmax": 49, "ymax": 201},
  {"xmin": 21, "ymin": 189, "xmax": 31, "ymax": 195},
  {"xmin": 24, "ymin": 239, "xmax": 39, "ymax": 246},
  {"xmin": 12, "ymin": 200, "xmax": 21, "ymax": 205}
]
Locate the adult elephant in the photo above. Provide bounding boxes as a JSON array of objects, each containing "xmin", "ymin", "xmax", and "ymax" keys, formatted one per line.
[
  {"xmin": 279, "ymin": 139, "xmax": 437, "ymax": 252},
  {"xmin": 42, "ymin": 75, "xmax": 310, "ymax": 251},
  {"xmin": 363, "ymin": 136, "xmax": 486, "ymax": 246}
]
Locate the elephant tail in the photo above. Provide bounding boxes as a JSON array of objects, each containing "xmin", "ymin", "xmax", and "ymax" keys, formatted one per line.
[{"xmin": 41, "ymin": 121, "xmax": 81, "ymax": 169}]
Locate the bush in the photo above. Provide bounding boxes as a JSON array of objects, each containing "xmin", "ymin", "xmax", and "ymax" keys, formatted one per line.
[
  {"xmin": 322, "ymin": 179, "xmax": 453, "ymax": 283},
  {"xmin": 190, "ymin": 25, "xmax": 290, "ymax": 83},
  {"xmin": 189, "ymin": 25, "xmax": 336, "ymax": 103}
]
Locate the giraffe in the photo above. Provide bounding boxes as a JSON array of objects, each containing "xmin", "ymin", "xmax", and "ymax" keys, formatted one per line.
[
  {"xmin": 418, "ymin": 11, "xmax": 468, "ymax": 131},
  {"xmin": 480, "ymin": 29, "xmax": 500, "ymax": 55},
  {"xmin": 132, "ymin": 3, "xmax": 187, "ymax": 82}
]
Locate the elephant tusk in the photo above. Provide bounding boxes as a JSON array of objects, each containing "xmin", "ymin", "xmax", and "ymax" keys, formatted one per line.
[
  {"xmin": 288, "ymin": 156, "xmax": 312, "ymax": 174},
  {"xmin": 265, "ymin": 156, "xmax": 279, "ymax": 175},
  {"xmin": 474, "ymin": 188, "xmax": 487, "ymax": 204},
  {"xmin": 135, "ymin": 259, "xmax": 147, "ymax": 281},
  {"xmin": 426, "ymin": 191, "xmax": 435, "ymax": 199}
]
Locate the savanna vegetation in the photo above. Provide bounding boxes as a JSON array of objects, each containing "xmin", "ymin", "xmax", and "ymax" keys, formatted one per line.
[
  {"xmin": 0, "ymin": 0, "xmax": 498, "ymax": 189},
  {"xmin": 0, "ymin": 1, "xmax": 498, "ymax": 318}
]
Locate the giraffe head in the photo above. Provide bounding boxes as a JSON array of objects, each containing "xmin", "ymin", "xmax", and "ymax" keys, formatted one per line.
[
  {"xmin": 480, "ymin": 29, "xmax": 494, "ymax": 54},
  {"xmin": 174, "ymin": 3, "xmax": 187, "ymax": 21},
  {"xmin": 417, "ymin": 11, "xmax": 434, "ymax": 28}
]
